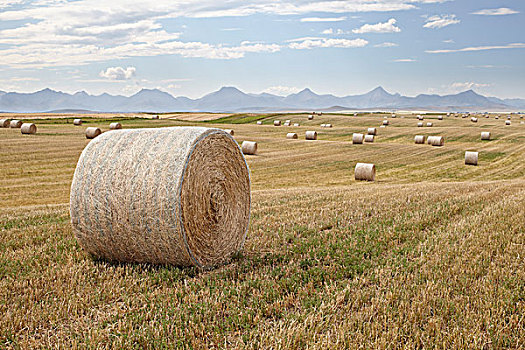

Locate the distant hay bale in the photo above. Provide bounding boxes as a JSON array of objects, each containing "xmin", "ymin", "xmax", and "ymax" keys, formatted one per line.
[
  {"xmin": 465, "ymin": 151, "xmax": 478, "ymax": 166},
  {"xmin": 418, "ymin": 115, "xmax": 424, "ymax": 120},
  {"xmin": 305, "ymin": 131, "xmax": 317, "ymax": 140},
  {"xmin": 241, "ymin": 141, "xmax": 257, "ymax": 155},
  {"xmin": 507, "ymin": 116, "xmax": 511, "ymax": 120},
  {"xmin": 426, "ymin": 122, "xmax": 433, "ymax": 127},
  {"xmin": 256, "ymin": 121, "xmax": 262, "ymax": 125},
  {"xmin": 495, "ymin": 116, "xmax": 499, "ymax": 120},
  {"xmin": 283, "ymin": 121, "xmax": 291, "ymax": 126},
  {"xmin": 505, "ymin": 120, "xmax": 511, "ymax": 126},
  {"xmin": 382, "ymin": 120, "xmax": 389, "ymax": 126},
  {"xmin": 152, "ymin": 115, "xmax": 159, "ymax": 120},
  {"xmin": 323, "ymin": 123, "xmax": 332, "ymax": 128},
  {"xmin": 10, "ymin": 120, "xmax": 22, "ymax": 128},
  {"xmin": 471, "ymin": 117, "xmax": 478, "ymax": 123},
  {"xmin": 364, "ymin": 134, "xmax": 374, "ymax": 143},
  {"xmin": 308, "ymin": 115, "xmax": 314, "ymax": 120},
  {"xmin": 367, "ymin": 127, "xmax": 377, "ymax": 135},
  {"xmin": 391, "ymin": 114, "xmax": 396, "ymax": 118},
  {"xmin": 223, "ymin": 129, "xmax": 234, "ymax": 136},
  {"xmin": 286, "ymin": 132, "xmax": 298, "ymax": 139},
  {"xmin": 427, "ymin": 136, "xmax": 444, "ymax": 147},
  {"xmin": 0, "ymin": 119, "xmax": 9, "ymax": 128},
  {"xmin": 438, "ymin": 116, "xmax": 443, "ymax": 120},
  {"xmin": 417, "ymin": 122, "xmax": 423, "ymax": 127},
  {"xmin": 73, "ymin": 119, "xmax": 82, "ymax": 126},
  {"xmin": 274, "ymin": 120, "xmax": 281, "ymax": 126},
  {"xmin": 109, "ymin": 122, "xmax": 122, "ymax": 130},
  {"xmin": 355, "ymin": 163, "xmax": 375, "ymax": 181},
  {"xmin": 481, "ymin": 132, "xmax": 491, "ymax": 140},
  {"xmin": 380, "ymin": 125, "xmax": 386, "ymax": 128},
  {"xmin": 86, "ymin": 127, "xmax": 102, "ymax": 139},
  {"xmin": 485, "ymin": 115, "xmax": 489, "ymax": 118},
  {"xmin": 293, "ymin": 123, "xmax": 300, "ymax": 127},
  {"xmin": 414, "ymin": 135, "xmax": 426, "ymax": 144},
  {"xmin": 352, "ymin": 133, "xmax": 364, "ymax": 144},
  {"xmin": 20, "ymin": 123, "xmax": 37, "ymax": 135},
  {"xmin": 70, "ymin": 127, "xmax": 250, "ymax": 268}
]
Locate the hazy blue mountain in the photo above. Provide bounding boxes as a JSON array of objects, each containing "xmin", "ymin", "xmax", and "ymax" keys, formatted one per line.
[{"xmin": 0, "ymin": 86, "xmax": 521, "ymax": 112}]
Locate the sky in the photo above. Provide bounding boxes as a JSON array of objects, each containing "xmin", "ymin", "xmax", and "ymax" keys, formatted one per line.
[{"xmin": 0, "ymin": 0, "xmax": 524, "ymax": 99}]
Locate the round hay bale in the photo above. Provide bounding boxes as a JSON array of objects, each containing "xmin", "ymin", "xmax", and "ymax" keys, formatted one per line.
[
  {"xmin": 481, "ymin": 132, "xmax": 491, "ymax": 140},
  {"xmin": 10, "ymin": 120, "xmax": 22, "ymax": 128},
  {"xmin": 223, "ymin": 129, "xmax": 234, "ymax": 136},
  {"xmin": 355, "ymin": 163, "xmax": 375, "ymax": 181},
  {"xmin": 380, "ymin": 125, "xmax": 386, "ymax": 128},
  {"xmin": 367, "ymin": 127, "xmax": 377, "ymax": 135},
  {"xmin": 414, "ymin": 135, "xmax": 426, "ymax": 144},
  {"xmin": 418, "ymin": 115, "xmax": 424, "ymax": 120},
  {"xmin": 495, "ymin": 116, "xmax": 499, "ymax": 120},
  {"xmin": 256, "ymin": 121, "xmax": 262, "ymax": 125},
  {"xmin": 438, "ymin": 116, "xmax": 443, "ymax": 120},
  {"xmin": 325, "ymin": 123, "xmax": 332, "ymax": 128},
  {"xmin": 274, "ymin": 120, "xmax": 281, "ymax": 126},
  {"xmin": 308, "ymin": 115, "xmax": 314, "ymax": 120},
  {"xmin": 0, "ymin": 119, "xmax": 9, "ymax": 128},
  {"xmin": 471, "ymin": 117, "xmax": 478, "ymax": 123},
  {"xmin": 241, "ymin": 141, "xmax": 257, "ymax": 155},
  {"xmin": 417, "ymin": 122, "xmax": 423, "ymax": 127},
  {"xmin": 73, "ymin": 119, "xmax": 83, "ymax": 126},
  {"xmin": 427, "ymin": 136, "xmax": 444, "ymax": 147},
  {"xmin": 505, "ymin": 120, "xmax": 511, "ymax": 125},
  {"xmin": 507, "ymin": 116, "xmax": 511, "ymax": 120},
  {"xmin": 305, "ymin": 131, "xmax": 317, "ymax": 140},
  {"xmin": 109, "ymin": 122, "xmax": 122, "ymax": 130},
  {"xmin": 152, "ymin": 115, "xmax": 159, "ymax": 120},
  {"xmin": 293, "ymin": 123, "xmax": 300, "ymax": 127},
  {"xmin": 364, "ymin": 134, "xmax": 374, "ymax": 143},
  {"xmin": 86, "ymin": 127, "xmax": 102, "ymax": 139},
  {"xmin": 465, "ymin": 151, "xmax": 478, "ymax": 166},
  {"xmin": 352, "ymin": 133, "xmax": 364, "ymax": 144},
  {"xmin": 485, "ymin": 115, "xmax": 489, "ymax": 118},
  {"xmin": 382, "ymin": 120, "xmax": 389, "ymax": 126},
  {"xmin": 70, "ymin": 127, "xmax": 250, "ymax": 268},
  {"xmin": 426, "ymin": 122, "xmax": 433, "ymax": 127},
  {"xmin": 283, "ymin": 122, "xmax": 290, "ymax": 127},
  {"xmin": 391, "ymin": 114, "xmax": 396, "ymax": 118},
  {"xmin": 20, "ymin": 123, "xmax": 37, "ymax": 135},
  {"xmin": 286, "ymin": 132, "xmax": 298, "ymax": 139}
]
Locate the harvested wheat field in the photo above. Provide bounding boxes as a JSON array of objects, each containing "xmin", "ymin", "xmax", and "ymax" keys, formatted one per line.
[{"xmin": 1, "ymin": 112, "xmax": 524, "ymax": 348}]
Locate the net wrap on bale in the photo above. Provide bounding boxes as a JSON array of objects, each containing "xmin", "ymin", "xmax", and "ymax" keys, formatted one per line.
[{"xmin": 70, "ymin": 127, "xmax": 251, "ymax": 268}]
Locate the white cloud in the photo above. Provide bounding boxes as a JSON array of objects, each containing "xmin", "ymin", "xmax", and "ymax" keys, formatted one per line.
[
  {"xmin": 263, "ymin": 86, "xmax": 301, "ymax": 96},
  {"xmin": 442, "ymin": 39, "xmax": 455, "ymax": 43},
  {"xmin": 300, "ymin": 16, "xmax": 346, "ymax": 22},
  {"xmin": 374, "ymin": 42, "xmax": 398, "ymax": 47},
  {"xmin": 423, "ymin": 15, "xmax": 460, "ymax": 29},
  {"xmin": 393, "ymin": 58, "xmax": 416, "ymax": 62},
  {"xmin": 352, "ymin": 18, "xmax": 400, "ymax": 34},
  {"xmin": 426, "ymin": 43, "xmax": 525, "ymax": 54},
  {"xmin": 99, "ymin": 66, "xmax": 136, "ymax": 80},
  {"xmin": 471, "ymin": 8, "xmax": 519, "ymax": 16},
  {"xmin": 289, "ymin": 38, "xmax": 368, "ymax": 50},
  {"xmin": 322, "ymin": 28, "xmax": 334, "ymax": 34},
  {"xmin": 321, "ymin": 28, "xmax": 347, "ymax": 35}
]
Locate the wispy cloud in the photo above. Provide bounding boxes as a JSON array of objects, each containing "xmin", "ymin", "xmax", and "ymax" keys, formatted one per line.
[
  {"xmin": 352, "ymin": 18, "xmax": 400, "ymax": 34},
  {"xmin": 427, "ymin": 43, "xmax": 525, "ymax": 54},
  {"xmin": 393, "ymin": 58, "xmax": 416, "ymax": 62},
  {"xmin": 289, "ymin": 38, "xmax": 368, "ymax": 50},
  {"xmin": 423, "ymin": 15, "xmax": 460, "ymax": 29},
  {"xmin": 375, "ymin": 42, "xmax": 398, "ymax": 47},
  {"xmin": 300, "ymin": 17, "xmax": 346, "ymax": 22},
  {"xmin": 471, "ymin": 8, "xmax": 519, "ymax": 16}
]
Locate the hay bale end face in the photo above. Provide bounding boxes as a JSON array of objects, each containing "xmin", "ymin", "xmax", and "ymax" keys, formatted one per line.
[
  {"xmin": 427, "ymin": 136, "xmax": 444, "ymax": 147},
  {"xmin": 73, "ymin": 119, "xmax": 82, "ymax": 126},
  {"xmin": 367, "ymin": 127, "xmax": 377, "ymax": 135},
  {"xmin": 70, "ymin": 127, "xmax": 250, "ymax": 268},
  {"xmin": 305, "ymin": 131, "xmax": 317, "ymax": 140},
  {"xmin": 223, "ymin": 129, "xmax": 234, "ymax": 136},
  {"xmin": 85, "ymin": 127, "xmax": 102, "ymax": 139},
  {"xmin": 241, "ymin": 141, "xmax": 257, "ymax": 155},
  {"xmin": 274, "ymin": 120, "xmax": 281, "ymax": 126},
  {"xmin": 20, "ymin": 123, "xmax": 37, "ymax": 135},
  {"xmin": 10, "ymin": 120, "xmax": 22, "ymax": 128},
  {"xmin": 481, "ymin": 132, "xmax": 491, "ymax": 140},
  {"xmin": 286, "ymin": 132, "xmax": 298, "ymax": 139},
  {"xmin": 355, "ymin": 163, "xmax": 375, "ymax": 181},
  {"xmin": 465, "ymin": 151, "xmax": 479, "ymax": 166},
  {"xmin": 364, "ymin": 134, "xmax": 374, "ymax": 143},
  {"xmin": 0, "ymin": 119, "xmax": 9, "ymax": 128},
  {"xmin": 414, "ymin": 135, "xmax": 426, "ymax": 144},
  {"xmin": 109, "ymin": 122, "xmax": 122, "ymax": 130},
  {"xmin": 352, "ymin": 133, "xmax": 364, "ymax": 144}
]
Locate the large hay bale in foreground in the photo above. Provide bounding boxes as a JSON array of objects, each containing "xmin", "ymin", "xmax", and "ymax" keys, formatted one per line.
[
  {"xmin": 86, "ymin": 127, "xmax": 102, "ymax": 139},
  {"xmin": 305, "ymin": 131, "xmax": 317, "ymax": 140},
  {"xmin": 465, "ymin": 151, "xmax": 478, "ymax": 166},
  {"xmin": 109, "ymin": 122, "xmax": 122, "ymax": 130},
  {"xmin": 73, "ymin": 119, "xmax": 82, "ymax": 126},
  {"xmin": 352, "ymin": 133, "xmax": 364, "ymax": 144},
  {"xmin": 70, "ymin": 127, "xmax": 250, "ymax": 268},
  {"xmin": 20, "ymin": 123, "xmax": 37, "ymax": 135},
  {"xmin": 414, "ymin": 135, "xmax": 426, "ymax": 144},
  {"xmin": 427, "ymin": 136, "xmax": 444, "ymax": 147},
  {"xmin": 286, "ymin": 132, "xmax": 298, "ymax": 139},
  {"xmin": 364, "ymin": 134, "xmax": 374, "ymax": 143},
  {"xmin": 481, "ymin": 132, "xmax": 491, "ymax": 140},
  {"xmin": 355, "ymin": 163, "xmax": 375, "ymax": 181},
  {"xmin": 0, "ymin": 119, "xmax": 10, "ymax": 128},
  {"xmin": 367, "ymin": 127, "xmax": 377, "ymax": 135},
  {"xmin": 10, "ymin": 120, "xmax": 22, "ymax": 128},
  {"xmin": 241, "ymin": 141, "xmax": 257, "ymax": 155}
]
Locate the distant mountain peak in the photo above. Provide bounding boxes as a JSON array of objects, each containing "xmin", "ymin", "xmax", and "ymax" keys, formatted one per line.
[{"xmin": 367, "ymin": 86, "xmax": 391, "ymax": 96}]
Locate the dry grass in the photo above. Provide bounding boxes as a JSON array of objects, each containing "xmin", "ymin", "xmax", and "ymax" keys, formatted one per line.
[{"xmin": 1, "ymin": 113, "xmax": 524, "ymax": 348}]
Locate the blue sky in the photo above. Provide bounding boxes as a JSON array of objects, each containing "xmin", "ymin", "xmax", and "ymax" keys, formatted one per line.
[{"xmin": 0, "ymin": 0, "xmax": 523, "ymax": 98}]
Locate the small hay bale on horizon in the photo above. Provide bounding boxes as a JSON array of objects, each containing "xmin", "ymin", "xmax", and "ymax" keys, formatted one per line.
[
  {"xmin": 73, "ymin": 119, "xmax": 83, "ymax": 126},
  {"xmin": 109, "ymin": 122, "xmax": 122, "ymax": 130},
  {"xmin": 355, "ymin": 163, "xmax": 375, "ymax": 181}
]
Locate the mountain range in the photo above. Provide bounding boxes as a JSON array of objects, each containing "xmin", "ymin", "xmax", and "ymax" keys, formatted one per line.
[{"xmin": 0, "ymin": 86, "xmax": 523, "ymax": 113}]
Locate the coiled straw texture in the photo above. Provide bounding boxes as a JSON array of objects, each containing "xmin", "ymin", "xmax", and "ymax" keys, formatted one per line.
[{"xmin": 70, "ymin": 127, "xmax": 251, "ymax": 268}]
